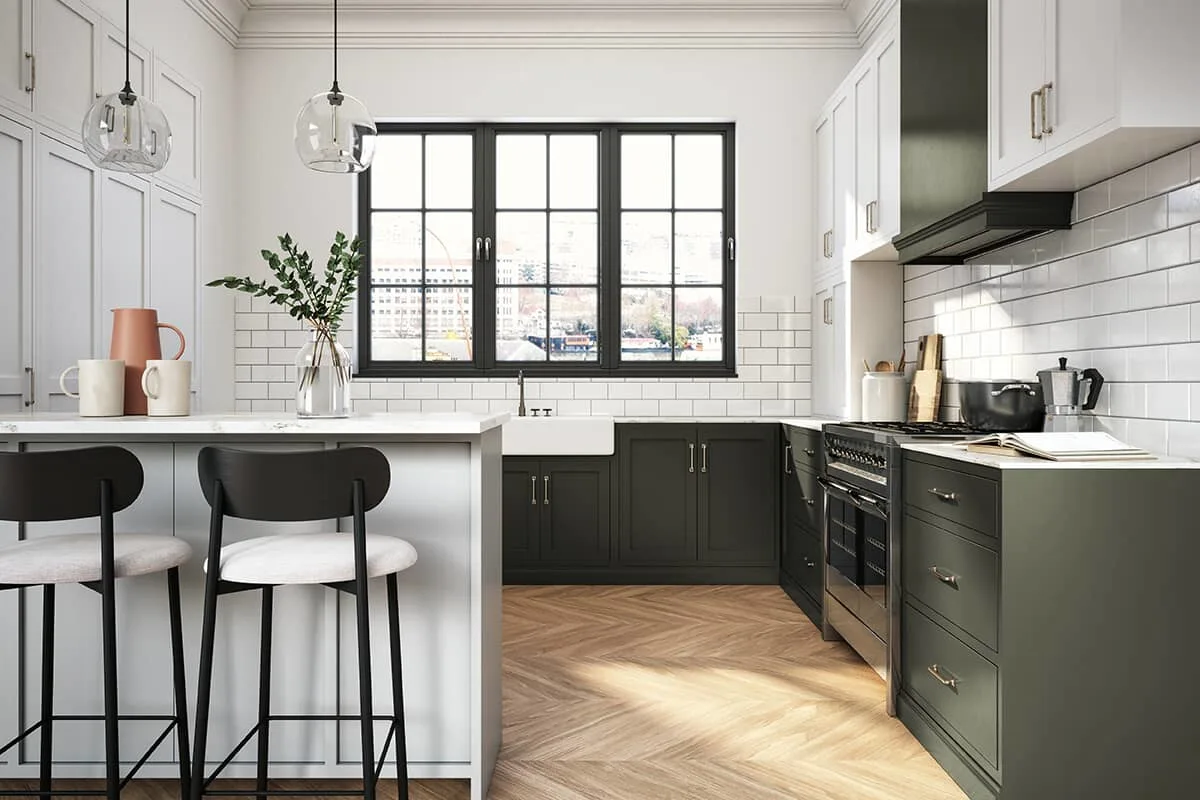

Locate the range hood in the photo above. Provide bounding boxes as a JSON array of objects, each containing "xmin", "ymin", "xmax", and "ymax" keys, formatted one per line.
[{"xmin": 893, "ymin": 0, "xmax": 1073, "ymax": 265}]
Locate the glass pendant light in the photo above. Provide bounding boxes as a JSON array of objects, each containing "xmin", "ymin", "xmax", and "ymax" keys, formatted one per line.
[
  {"xmin": 294, "ymin": 0, "xmax": 376, "ymax": 173},
  {"xmin": 81, "ymin": 0, "xmax": 171, "ymax": 173}
]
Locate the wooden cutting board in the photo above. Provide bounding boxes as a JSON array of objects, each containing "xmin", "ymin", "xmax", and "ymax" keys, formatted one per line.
[{"xmin": 908, "ymin": 334, "xmax": 944, "ymax": 422}]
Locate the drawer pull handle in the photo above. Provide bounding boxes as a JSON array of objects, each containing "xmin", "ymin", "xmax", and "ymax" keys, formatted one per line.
[
  {"xmin": 784, "ymin": 444, "xmax": 793, "ymax": 475},
  {"xmin": 927, "ymin": 488, "xmax": 957, "ymax": 503},
  {"xmin": 804, "ymin": 448, "xmax": 815, "ymax": 457},
  {"xmin": 804, "ymin": 558, "xmax": 816, "ymax": 568},
  {"xmin": 927, "ymin": 664, "xmax": 959, "ymax": 690},
  {"xmin": 929, "ymin": 565, "xmax": 959, "ymax": 588},
  {"xmin": 806, "ymin": 498, "xmax": 815, "ymax": 506}
]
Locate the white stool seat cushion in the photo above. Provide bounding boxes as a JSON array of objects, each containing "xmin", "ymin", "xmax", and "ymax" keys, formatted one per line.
[
  {"xmin": 206, "ymin": 533, "xmax": 418, "ymax": 585},
  {"xmin": 0, "ymin": 534, "xmax": 193, "ymax": 585}
]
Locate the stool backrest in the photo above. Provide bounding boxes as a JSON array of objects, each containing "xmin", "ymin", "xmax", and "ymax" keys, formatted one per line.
[
  {"xmin": 197, "ymin": 446, "xmax": 391, "ymax": 522},
  {"xmin": 0, "ymin": 446, "xmax": 144, "ymax": 522}
]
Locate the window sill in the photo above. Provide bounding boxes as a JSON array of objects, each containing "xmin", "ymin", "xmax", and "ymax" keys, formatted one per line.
[{"xmin": 354, "ymin": 364, "xmax": 739, "ymax": 380}]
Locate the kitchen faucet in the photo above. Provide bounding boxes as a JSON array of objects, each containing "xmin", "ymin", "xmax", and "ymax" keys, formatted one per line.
[{"xmin": 517, "ymin": 370, "xmax": 526, "ymax": 417}]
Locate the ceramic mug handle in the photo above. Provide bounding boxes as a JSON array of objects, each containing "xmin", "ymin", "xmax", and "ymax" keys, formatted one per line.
[
  {"xmin": 158, "ymin": 323, "xmax": 186, "ymax": 360},
  {"xmin": 59, "ymin": 365, "xmax": 80, "ymax": 399},
  {"xmin": 141, "ymin": 365, "xmax": 160, "ymax": 400}
]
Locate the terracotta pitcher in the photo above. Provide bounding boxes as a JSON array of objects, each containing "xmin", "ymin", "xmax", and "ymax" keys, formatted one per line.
[{"xmin": 110, "ymin": 308, "xmax": 186, "ymax": 415}]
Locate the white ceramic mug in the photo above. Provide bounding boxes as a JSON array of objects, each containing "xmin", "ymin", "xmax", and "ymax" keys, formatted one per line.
[
  {"xmin": 141, "ymin": 359, "xmax": 192, "ymax": 417},
  {"xmin": 60, "ymin": 359, "xmax": 126, "ymax": 417}
]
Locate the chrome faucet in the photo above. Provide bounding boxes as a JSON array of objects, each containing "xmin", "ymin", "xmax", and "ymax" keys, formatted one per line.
[{"xmin": 517, "ymin": 370, "xmax": 526, "ymax": 417}]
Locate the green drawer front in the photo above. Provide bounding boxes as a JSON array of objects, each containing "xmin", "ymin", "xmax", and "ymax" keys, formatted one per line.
[
  {"xmin": 793, "ymin": 525, "xmax": 823, "ymax": 600},
  {"xmin": 903, "ymin": 604, "xmax": 999, "ymax": 769},
  {"xmin": 786, "ymin": 427, "xmax": 821, "ymax": 473},
  {"xmin": 789, "ymin": 467, "xmax": 822, "ymax": 534},
  {"xmin": 903, "ymin": 514, "xmax": 999, "ymax": 652},
  {"xmin": 904, "ymin": 460, "xmax": 998, "ymax": 537}
]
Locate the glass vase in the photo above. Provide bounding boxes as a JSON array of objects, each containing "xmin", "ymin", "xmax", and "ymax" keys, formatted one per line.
[{"xmin": 295, "ymin": 330, "xmax": 352, "ymax": 418}]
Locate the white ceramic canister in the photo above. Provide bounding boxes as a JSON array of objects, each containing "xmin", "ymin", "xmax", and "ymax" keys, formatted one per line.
[{"xmin": 862, "ymin": 372, "xmax": 909, "ymax": 422}]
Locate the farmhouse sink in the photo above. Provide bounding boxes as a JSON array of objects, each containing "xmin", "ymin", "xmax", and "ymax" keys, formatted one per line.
[{"xmin": 502, "ymin": 415, "xmax": 615, "ymax": 456}]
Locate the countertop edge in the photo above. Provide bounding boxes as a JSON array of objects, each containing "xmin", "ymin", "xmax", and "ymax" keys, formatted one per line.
[
  {"xmin": 901, "ymin": 441, "xmax": 1200, "ymax": 470},
  {"xmin": 0, "ymin": 412, "xmax": 511, "ymax": 436}
]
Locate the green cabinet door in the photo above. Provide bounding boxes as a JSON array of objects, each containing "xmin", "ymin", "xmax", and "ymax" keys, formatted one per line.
[
  {"xmin": 540, "ymin": 457, "xmax": 612, "ymax": 567},
  {"xmin": 697, "ymin": 424, "xmax": 779, "ymax": 565},
  {"xmin": 618, "ymin": 425, "xmax": 698, "ymax": 564},
  {"xmin": 502, "ymin": 458, "xmax": 541, "ymax": 568}
]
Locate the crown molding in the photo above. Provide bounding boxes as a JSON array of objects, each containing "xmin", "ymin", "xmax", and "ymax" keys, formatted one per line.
[
  {"xmin": 182, "ymin": 0, "xmax": 249, "ymax": 46},
  {"xmin": 846, "ymin": 0, "xmax": 897, "ymax": 42},
  {"xmin": 236, "ymin": 6, "xmax": 862, "ymax": 49}
]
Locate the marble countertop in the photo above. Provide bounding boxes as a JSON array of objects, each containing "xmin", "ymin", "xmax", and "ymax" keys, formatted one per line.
[
  {"xmin": 613, "ymin": 416, "xmax": 837, "ymax": 427},
  {"xmin": 0, "ymin": 412, "xmax": 510, "ymax": 436},
  {"xmin": 902, "ymin": 441, "xmax": 1200, "ymax": 470}
]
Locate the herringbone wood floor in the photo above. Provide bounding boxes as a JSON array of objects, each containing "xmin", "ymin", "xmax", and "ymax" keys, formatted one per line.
[{"xmin": 1, "ymin": 585, "xmax": 965, "ymax": 799}]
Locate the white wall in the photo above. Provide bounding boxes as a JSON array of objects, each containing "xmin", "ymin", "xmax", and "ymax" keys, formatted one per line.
[
  {"xmin": 230, "ymin": 45, "xmax": 857, "ymax": 415},
  {"xmin": 904, "ymin": 141, "xmax": 1200, "ymax": 457}
]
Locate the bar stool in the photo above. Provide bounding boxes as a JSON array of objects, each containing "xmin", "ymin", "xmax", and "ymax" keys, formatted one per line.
[
  {"xmin": 190, "ymin": 446, "xmax": 416, "ymax": 800},
  {"xmin": 0, "ymin": 446, "xmax": 193, "ymax": 800}
]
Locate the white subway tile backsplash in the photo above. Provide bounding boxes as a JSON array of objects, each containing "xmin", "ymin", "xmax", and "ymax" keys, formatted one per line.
[
  {"xmin": 1108, "ymin": 238, "xmax": 1148, "ymax": 278},
  {"xmin": 1127, "ymin": 196, "xmax": 1168, "ymax": 239},
  {"xmin": 1167, "ymin": 262, "xmax": 1200, "ymax": 304},
  {"xmin": 1147, "ymin": 228, "xmax": 1191, "ymax": 271},
  {"xmin": 1128, "ymin": 271, "xmax": 1168, "ymax": 310},
  {"xmin": 1092, "ymin": 209, "xmax": 1127, "ymax": 249},
  {"xmin": 1148, "ymin": 149, "xmax": 1192, "ymax": 197},
  {"xmin": 1168, "ymin": 185, "xmax": 1200, "ymax": 228},
  {"xmin": 1148, "ymin": 305, "xmax": 1190, "ymax": 344},
  {"xmin": 1148, "ymin": 383, "xmax": 1189, "ymax": 419},
  {"xmin": 1110, "ymin": 166, "xmax": 1148, "ymax": 210}
]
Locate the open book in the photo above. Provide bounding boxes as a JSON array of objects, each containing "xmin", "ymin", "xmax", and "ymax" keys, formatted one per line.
[{"xmin": 956, "ymin": 432, "xmax": 1154, "ymax": 461}]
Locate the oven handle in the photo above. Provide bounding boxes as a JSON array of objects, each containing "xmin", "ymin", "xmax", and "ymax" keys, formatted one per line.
[{"xmin": 818, "ymin": 476, "xmax": 889, "ymax": 519}]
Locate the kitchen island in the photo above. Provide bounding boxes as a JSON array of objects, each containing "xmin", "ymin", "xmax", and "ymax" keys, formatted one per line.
[{"xmin": 0, "ymin": 413, "xmax": 506, "ymax": 800}]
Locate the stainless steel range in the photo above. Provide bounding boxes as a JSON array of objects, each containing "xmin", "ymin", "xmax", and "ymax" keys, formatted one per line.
[{"xmin": 819, "ymin": 421, "xmax": 982, "ymax": 715}]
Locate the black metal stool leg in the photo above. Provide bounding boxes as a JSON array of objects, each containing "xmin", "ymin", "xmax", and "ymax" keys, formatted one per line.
[
  {"xmin": 38, "ymin": 584, "xmax": 55, "ymax": 799},
  {"xmin": 100, "ymin": 528, "xmax": 120, "ymax": 800},
  {"xmin": 386, "ymin": 574, "xmax": 408, "ymax": 800},
  {"xmin": 168, "ymin": 568, "xmax": 192, "ymax": 799},
  {"xmin": 191, "ymin": 560, "xmax": 221, "ymax": 800},
  {"xmin": 355, "ymin": 579, "xmax": 375, "ymax": 800},
  {"xmin": 256, "ymin": 586, "xmax": 274, "ymax": 800}
]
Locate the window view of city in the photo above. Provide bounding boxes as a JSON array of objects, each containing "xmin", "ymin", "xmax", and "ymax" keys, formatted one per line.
[{"xmin": 364, "ymin": 127, "xmax": 727, "ymax": 367}]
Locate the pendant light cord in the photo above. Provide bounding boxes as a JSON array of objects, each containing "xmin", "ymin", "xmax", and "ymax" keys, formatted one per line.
[
  {"xmin": 330, "ymin": 0, "xmax": 340, "ymax": 95},
  {"xmin": 121, "ymin": 0, "xmax": 134, "ymax": 98}
]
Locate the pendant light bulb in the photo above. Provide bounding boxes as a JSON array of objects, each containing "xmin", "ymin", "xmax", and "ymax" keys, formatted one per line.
[
  {"xmin": 294, "ymin": 0, "xmax": 376, "ymax": 173},
  {"xmin": 81, "ymin": 0, "xmax": 171, "ymax": 173}
]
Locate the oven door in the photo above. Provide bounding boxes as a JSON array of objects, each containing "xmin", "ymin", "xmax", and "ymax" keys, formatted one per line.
[{"xmin": 820, "ymin": 477, "xmax": 890, "ymax": 642}]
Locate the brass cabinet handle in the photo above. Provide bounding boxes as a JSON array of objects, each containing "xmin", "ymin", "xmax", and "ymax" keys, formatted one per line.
[
  {"xmin": 688, "ymin": 443, "xmax": 695, "ymax": 473},
  {"xmin": 23, "ymin": 52, "xmax": 34, "ymax": 92},
  {"xmin": 1030, "ymin": 88, "xmax": 1043, "ymax": 140},
  {"xmin": 929, "ymin": 565, "xmax": 960, "ymax": 588},
  {"xmin": 866, "ymin": 200, "xmax": 879, "ymax": 234},
  {"xmin": 700, "ymin": 443, "xmax": 708, "ymax": 474},
  {"xmin": 784, "ymin": 444, "xmax": 793, "ymax": 475},
  {"xmin": 1040, "ymin": 82, "xmax": 1053, "ymax": 135},
  {"xmin": 530, "ymin": 475, "xmax": 537, "ymax": 505},
  {"xmin": 543, "ymin": 475, "xmax": 550, "ymax": 505},
  {"xmin": 927, "ymin": 487, "xmax": 957, "ymax": 503},
  {"xmin": 24, "ymin": 367, "xmax": 33, "ymax": 407},
  {"xmin": 927, "ymin": 664, "xmax": 959, "ymax": 690}
]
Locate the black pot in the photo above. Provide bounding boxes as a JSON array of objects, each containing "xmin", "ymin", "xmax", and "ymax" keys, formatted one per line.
[{"xmin": 959, "ymin": 381, "xmax": 1046, "ymax": 432}]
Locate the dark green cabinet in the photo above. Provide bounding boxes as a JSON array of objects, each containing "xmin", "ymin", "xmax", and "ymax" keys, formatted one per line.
[
  {"xmin": 779, "ymin": 425, "xmax": 824, "ymax": 625},
  {"xmin": 617, "ymin": 425, "xmax": 698, "ymax": 564},
  {"xmin": 503, "ymin": 456, "xmax": 611, "ymax": 574},
  {"xmin": 697, "ymin": 425, "xmax": 779, "ymax": 564}
]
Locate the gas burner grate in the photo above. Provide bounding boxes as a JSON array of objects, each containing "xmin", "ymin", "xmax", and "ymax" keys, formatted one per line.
[{"xmin": 844, "ymin": 421, "xmax": 985, "ymax": 436}]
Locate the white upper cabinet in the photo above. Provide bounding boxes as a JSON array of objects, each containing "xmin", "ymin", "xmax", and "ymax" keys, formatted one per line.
[
  {"xmin": 848, "ymin": 21, "xmax": 900, "ymax": 261},
  {"xmin": 0, "ymin": 0, "xmax": 32, "ymax": 114},
  {"xmin": 99, "ymin": 171, "xmax": 150, "ymax": 356},
  {"xmin": 814, "ymin": 113, "xmax": 833, "ymax": 265},
  {"xmin": 0, "ymin": 115, "xmax": 32, "ymax": 413},
  {"xmin": 149, "ymin": 186, "xmax": 199, "ymax": 389},
  {"xmin": 154, "ymin": 59, "xmax": 201, "ymax": 197},
  {"xmin": 101, "ymin": 21, "xmax": 149, "ymax": 101},
  {"xmin": 989, "ymin": 0, "xmax": 1200, "ymax": 191},
  {"xmin": 32, "ymin": 0, "xmax": 99, "ymax": 138},
  {"xmin": 813, "ymin": 92, "xmax": 854, "ymax": 272}
]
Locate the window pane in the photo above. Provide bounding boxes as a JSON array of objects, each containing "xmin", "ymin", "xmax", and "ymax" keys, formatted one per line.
[
  {"xmin": 549, "ymin": 288, "xmax": 598, "ymax": 362},
  {"xmin": 675, "ymin": 212, "xmax": 724, "ymax": 285},
  {"xmin": 620, "ymin": 287, "xmax": 674, "ymax": 361},
  {"xmin": 497, "ymin": 135, "xmax": 546, "ymax": 209},
  {"xmin": 676, "ymin": 287, "xmax": 723, "ymax": 362},
  {"xmin": 621, "ymin": 135, "xmax": 671, "ymax": 208},
  {"xmin": 370, "ymin": 213, "xmax": 422, "ymax": 285},
  {"xmin": 370, "ymin": 287, "xmax": 423, "ymax": 361},
  {"xmin": 370, "ymin": 135, "xmax": 422, "ymax": 208},
  {"xmin": 621, "ymin": 212, "xmax": 671, "ymax": 284},
  {"xmin": 496, "ymin": 287, "xmax": 548, "ymax": 361},
  {"xmin": 425, "ymin": 135, "xmax": 473, "ymax": 209},
  {"xmin": 496, "ymin": 212, "xmax": 547, "ymax": 285},
  {"xmin": 550, "ymin": 134, "xmax": 598, "ymax": 209},
  {"xmin": 424, "ymin": 287, "xmax": 474, "ymax": 361},
  {"xmin": 425, "ymin": 212, "xmax": 474, "ymax": 285},
  {"xmin": 674, "ymin": 135, "xmax": 723, "ymax": 209},
  {"xmin": 549, "ymin": 212, "xmax": 598, "ymax": 284}
]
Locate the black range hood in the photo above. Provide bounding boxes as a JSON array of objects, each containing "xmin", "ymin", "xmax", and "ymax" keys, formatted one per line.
[{"xmin": 893, "ymin": 0, "xmax": 1073, "ymax": 265}]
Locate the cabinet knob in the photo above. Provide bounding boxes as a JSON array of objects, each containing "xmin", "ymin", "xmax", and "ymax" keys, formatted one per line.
[{"xmin": 806, "ymin": 499, "xmax": 814, "ymax": 506}]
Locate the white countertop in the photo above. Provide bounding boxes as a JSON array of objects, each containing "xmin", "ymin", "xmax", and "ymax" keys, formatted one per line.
[
  {"xmin": 612, "ymin": 416, "xmax": 837, "ymax": 427},
  {"xmin": 779, "ymin": 417, "xmax": 839, "ymax": 431},
  {"xmin": 0, "ymin": 412, "xmax": 509, "ymax": 436},
  {"xmin": 902, "ymin": 441, "xmax": 1200, "ymax": 470}
]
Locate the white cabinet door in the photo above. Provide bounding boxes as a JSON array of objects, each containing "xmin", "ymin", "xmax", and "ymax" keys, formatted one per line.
[
  {"xmin": 852, "ymin": 62, "xmax": 877, "ymax": 253},
  {"xmin": 100, "ymin": 22, "xmax": 149, "ymax": 100},
  {"xmin": 35, "ymin": 135, "xmax": 97, "ymax": 411},
  {"xmin": 153, "ymin": 60, "xmax": 201, "ymax": 197},
  {"xmin": 988, "ymin": 0, "xmax": 1047, "ymax": 182},
  {"xmin": 150, "ymin": 187, "xmax": 198, "ymax": 389},
  {"xmin": 100, "ymin": 171, "xmax": 149, "ymax": 357},
  {"xmin": 31, "ymin": 0, "xmax": 99, "ymax": 138},
  {"xmin": 831, "ymin": 281, "xmax": 847, "ymax": 419},
  {"xmin": 0, "ymin": 115, "xmax": 31, "ymax": 413},
  {"xmin": 814, "ymin": 113, "xmax": 833, "ymax": 264},
  {"xmin": 1044, "ymin": 0, "xmax": 1117, "ymax": 151},
  {"xmin": 874, "ymin": 32, "xmax": 901, "ymax": 243},
  {"xmin": 831, "ymin": 95, "xmax": 854, "ymax": 263},
  {"xmin": 20, "ymin": 443, "xmax": 179, "ymax": 765},
  {"xmin": 812, "ymin": 286, "xmax": 832, "ymax": 416},
  {"xmin": 0, "ymin": 0, "xmax": 32, "ymax": 114}
]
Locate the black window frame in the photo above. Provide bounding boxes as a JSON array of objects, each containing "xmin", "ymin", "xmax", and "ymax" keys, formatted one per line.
[{"xmin": 355, "ymin": 121, "xmax": 736, "ymax": 378}]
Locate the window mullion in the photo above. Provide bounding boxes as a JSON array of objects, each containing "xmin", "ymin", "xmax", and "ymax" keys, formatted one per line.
[
  {"xmin": 478, "ymin": 125, "xmax": 496, "ymax": 372},
  {"xmin": 600, "ymin": 126, "xmax": 620, "ymax": 371}
]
